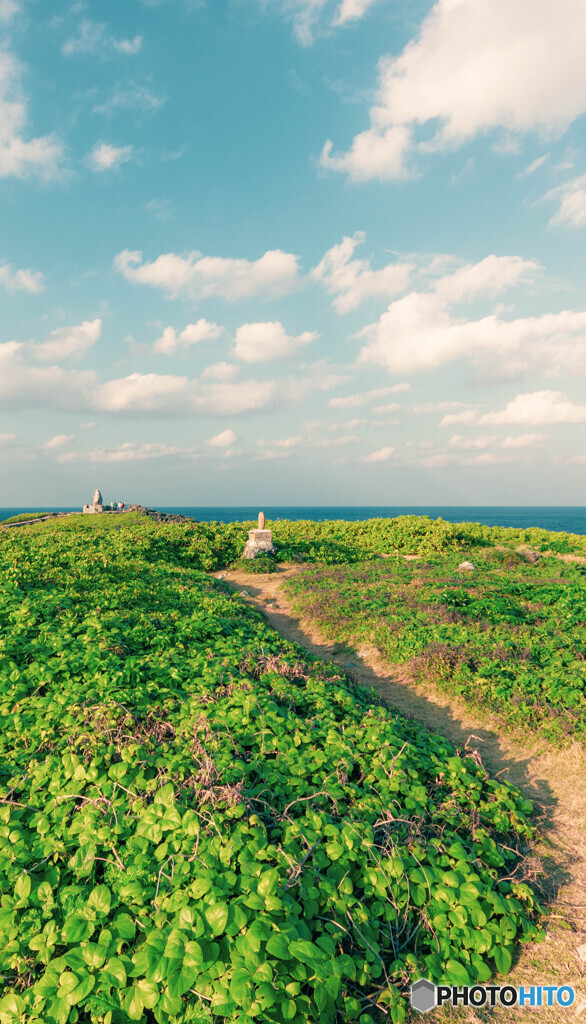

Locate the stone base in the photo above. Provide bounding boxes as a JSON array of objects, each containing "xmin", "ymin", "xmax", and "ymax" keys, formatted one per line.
[
  {"xmin": 83, "ymin": 504, "xmax": 104, "ymax": 514},
  {"xmin": 243, "ymin": 529, "xmax": 276, "ymax": 559}
]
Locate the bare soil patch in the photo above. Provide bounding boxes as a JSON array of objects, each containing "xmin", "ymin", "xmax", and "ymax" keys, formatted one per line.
[{"xmin": 213, "ymin": 564, "xmax": 586, "ymax": 1022}]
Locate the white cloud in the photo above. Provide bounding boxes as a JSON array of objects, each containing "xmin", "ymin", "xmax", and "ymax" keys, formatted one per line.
[
  {"xmin": 0, "ymin": 1, "xmax": 20, "ymax": 22},
  {"xmin": 373, "ymin": 402, "xmax": 400, "ymax": 414},
  {"xmin": 518, "ymin": 153, "xmax": 549, "ymax": 177},
  {"xmin": 0, "ymin": 50, "xmax": 63, "ymax": 180},
  {"xmin": 419, "ymin": 453, "xmax": 455, "ymax": 469},
  {"xmin": 0, "ymin": 432, "xmax": 17, "ymax": 443},
  {"xmin": 233, "ymin": 321, "xmax": 317, "ymax": 363},
  {"xmin": 0, "ymin": 341, "xmax": 96, "ymax": 410},
  {"xmin": 208, "ymin": 429, "xmax": 238, "ymax": 447},
  {"xmin": 201, "ymin": 362, "xmax": 239, "ymax": 381},
  {"xmin": 311, "ymin": 232, "xmax": 412, "ymax": 312},
  {"xmin": 44, "ymin": 434, "xmax": 74, "ymax": 449},
  {"xmin": 479, "ymin": 390, "xmax": 586, "ymax": 426},
  {"xmin": 357, "ymin": 255, "xmax": 586, "ymax": 377},
  {"xmin": 34, "ymin": 319, "xmax": 101, "ymax": 362},
  {"xmin": 362, "ymin": 445, "xmax": 395, "ymax": 462},
  {"xmin": 315, "ymin": 434, "xmax": 358, "ymax": 448},
  {"xmin": 265, "ymin": 0, "xmax": 379, "ymax": 46},
  {"xmin": 62, "ymin": 20, "xmax": 142, "ymax": 58},
  {"xmin": 321, "ymin": 0, "xmax": 586, "ymax": 181},
  {"xmin": 115, "ymin": 247, "xmax": 300, "ymax": 302},
  {"xmin": 449, "ymin": 433, "xmax": 499, "ymax": 450},
  {"xmin": 411, "ymin": 400, "xmax": 470, "ymax": 413},
  {"xmin": 328, "ymin": 384, "xmax": 408, "ymax": 408},
  {"xmin": 93, "ymin": 373, "xmax": 277, "ymax": 416},
  {"xmin": 0, "ymin": 262, "xmax": 44, "ymax": 292},
  {"xmin": 59, "ymin": 442, "xmax": 198, "ymax": 464},
  {"xmin": 545, "ymin": 175, "xmax": 586, "ymax": 229},
  {"xmin": 500, "ymin": 432, "xmax": 546, "ymax": 448},
  {"xmin": 441, "ymin": 391, "xmax": 586, "ymax": 427},
  {"xmin": 153, "ymin": 320, "xmax": 223, "ymax": 355},
  {"xmin": 88, "ymin": 142, "xmax": 133, "ymax": 172},
  {"xmin": 93, "ymin": 83, "xmax": 165, "ymax": 117}
]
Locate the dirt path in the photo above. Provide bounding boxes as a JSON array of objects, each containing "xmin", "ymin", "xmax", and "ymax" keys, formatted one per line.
[{"xmin": 213, "ymin": 565, "xmax": 586, "ymax": 1021}]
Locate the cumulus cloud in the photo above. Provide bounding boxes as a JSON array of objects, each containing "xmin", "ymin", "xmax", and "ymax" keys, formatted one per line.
[
  {"xmin": 328, "ymin": 384, "xmax": 408, "ymax": 408},
  {"xmin": 201, "ymin": 362, "xmax": 239, "ymax": 381},
  {"xmin": 361, "ymin": 445, "xmax": 395, "ymax": 462},
  {"xmin": 208, "ymin": 429, "xmax": 238, "ymax": 447},
  {"xmin": 93, "ymin": 373, "xmax": 277, "ymax": 417},
  {"xmin": 44, "ymin": 434, "xmax": 74, "ymax": 449},
  {"xmin": 58, "ymin": 442, "xmax": 198, "ymax": 464},
  {"xmin": 311, "ymin": 232, "xmax": 412, "ymax": 313},
  {"xmin": 0, "ymin": 262, "xmax": 44, "ymax": 292},
  {"xmin": 357, "ymin": 254, "xmax": 586, "ymax": 377},
  {"xmin": 34, "ymin": 319, "xmax": 101, "ymax": 362},
  {"xmin": 88, "ymin": 142, "xmax": 133, "ymax": 171},
  {"xmin": 544, "ymin": 175, "xmax": 586, "ymax": 229},
  {"xmin": 115, "ymin": 247, "xmax": 300, "ymax": 302},
  {"xmin": 0, "ymin": 50, "xmax": 63, "ymax": 180},
  {"xmin": 153, "ymin": 320, "xmax": 223, "ymax": 355},
  {"xmin": 62, "ymin": 20, "xmax": 142, "ymax": 58},
  {"xmin": 233, "ymin": 321, "xmax": 317, "ymax": 363},
  {"xmin": 321, "ymin": 0, "xmax": 586, "ymax": 181},
  {"xmin": 441, "ymin": 390, "xmax": 586, "ymax": 427},
  {"xmin": 0, "ymin": 341, "xmax": 96, "ymax": 410}
]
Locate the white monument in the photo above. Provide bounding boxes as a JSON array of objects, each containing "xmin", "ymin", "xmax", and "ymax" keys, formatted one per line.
[{"xmin": 243, "ymin": 511, "xmax": 277, "ymax": 558}]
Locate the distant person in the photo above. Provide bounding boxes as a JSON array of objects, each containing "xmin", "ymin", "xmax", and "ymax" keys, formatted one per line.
[{"xmin": 120, "ymin": 501, "xmax": 125, "ymax": 511}]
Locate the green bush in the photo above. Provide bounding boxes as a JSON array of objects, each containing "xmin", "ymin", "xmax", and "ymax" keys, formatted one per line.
[{"xmin": 0, "ymin": 519, "xmax": 542, "ymax": 1024}]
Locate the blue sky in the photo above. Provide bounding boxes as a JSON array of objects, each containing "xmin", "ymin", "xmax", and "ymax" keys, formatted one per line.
[{"xmin": 1, "ymin": 0, "xmax": 586, "ymax": 506}]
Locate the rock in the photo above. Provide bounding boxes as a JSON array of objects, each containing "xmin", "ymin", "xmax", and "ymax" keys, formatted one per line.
[
  {"xmin": 523, "ymin": 550, "xmax": 541, "ymax": 563},
  {"xmin": 243, "ymin": 529, "xmax": 276, "ymax": 559},
  {"xmin": 577, "ymin": 942, "xmax": 586, "ymax": 963},
  {"xmin": 458, "ymin": 561, "xmax": 475, "ymax": 572},
  {"xmin": 258, "ymin": 511, "xmax": 265, "ymax": 530},
  {"xmin": 93, "ymin": 488, "xmax": 103, "ymax": 506}
]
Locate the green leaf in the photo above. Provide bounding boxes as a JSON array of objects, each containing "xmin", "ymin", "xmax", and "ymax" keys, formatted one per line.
[
  {"xmin": 204, "ymin": 903, "xmax": 229, "ymax": 937},
  {"xmin": 68, "ymin": 973, "xmax": 95, "ymax": 1006},
  {"xmin": 100, "ymin": 957, "xmax": 127, "ymax": 988},
  {"xmin": 282, "ymin": 998, "xmax": 297, "ymax": 1020},
  {"xmin": 444, "ymin": 960, "xmax": 471, "ymax": 986},
  {"xmin": 154, "ymin": 783, "xmax": 175, "ymax": 807},
  {"xmin": 14, "ymin": 872, "xmax": 31, "ymax": 903},
  {"xmin": 88, "ymin": 884, "xmax": 111, "ymax": 916},
  {"xmin": 289, "ymin": 940, "xmax": 322, "ymax": 966},
  {"xmin": 266, "ymin": 933, "xmax": 290, "ymax": 960},
  {"xmin": 257, "ymin": 869, "xmax": 279, "ymax": 897},
  {"xmin": 494, "ymin": 945, "xmax": 512, "ymax": 976}
]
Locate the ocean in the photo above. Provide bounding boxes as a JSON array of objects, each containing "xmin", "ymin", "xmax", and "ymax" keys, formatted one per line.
[{"xmin": 1, "ymin": 506, "xmax": 585, "ymax": 534}]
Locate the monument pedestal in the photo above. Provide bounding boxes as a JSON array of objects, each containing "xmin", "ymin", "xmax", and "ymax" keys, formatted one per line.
[{"xmin": 243, "ymin": 529, "xmax": 276, "ymax": 559}]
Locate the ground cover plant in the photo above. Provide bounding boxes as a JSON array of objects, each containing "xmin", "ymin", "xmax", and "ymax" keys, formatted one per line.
[
  {"xmin": 0, "ymin": 517, "xmax": 543, "ymax": 1024},
  {"xmin": 1, "ymin": 514, "xmax": 54, "ymax": 526},
  {"xmin": 285, "ymin": 550, "xmax": 586, "ymax": 746}
]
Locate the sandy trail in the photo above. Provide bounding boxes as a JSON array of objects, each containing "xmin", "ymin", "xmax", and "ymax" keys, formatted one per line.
[{"xmin": 212, "ymin": 564, "xmax": 586, "ymax": 1021}]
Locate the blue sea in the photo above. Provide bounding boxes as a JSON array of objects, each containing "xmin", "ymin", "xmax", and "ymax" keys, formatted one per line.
[{"xmin": 1, "ymin": 506, "xmax": 585, "ymax": 534}]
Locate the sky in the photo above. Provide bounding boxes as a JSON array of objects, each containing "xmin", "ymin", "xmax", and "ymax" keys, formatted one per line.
[{"xmin": 1, "ymin": 0, "xmax": 586, "ymax": 507}]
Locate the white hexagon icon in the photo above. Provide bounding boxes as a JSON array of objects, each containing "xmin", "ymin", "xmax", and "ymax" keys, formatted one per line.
[{"xmin": 411, "ymin": 978, "xmax": 436, "ymax": 1013}]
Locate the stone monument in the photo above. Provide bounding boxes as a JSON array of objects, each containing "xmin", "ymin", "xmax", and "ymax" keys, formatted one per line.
[
  {"xmin": 83, "ymin": 488, "xmax": 107, "ymax": 514},
  {"xmin": 243, "ymin": 511, "xmax": 276, "ymax": 559}
]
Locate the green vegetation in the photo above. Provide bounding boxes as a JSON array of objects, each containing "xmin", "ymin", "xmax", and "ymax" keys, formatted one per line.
[
  {"xmin": 1, "ymin": 513, "xmax": 54, "ymax": 526},
  {"xmin": 0, "ymin": 516, "xmax": 543, "ymax": 1024},
  {"xmin": 285, "ymin": 551, "xmax": 586, "ymax": 746}
]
